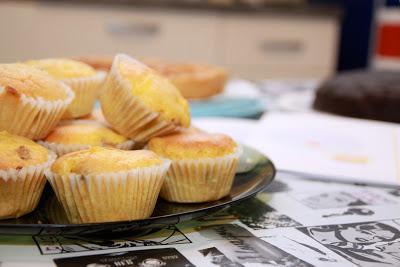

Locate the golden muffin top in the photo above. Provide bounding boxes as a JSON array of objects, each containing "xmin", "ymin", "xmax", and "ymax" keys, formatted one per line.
[
  {"xmin": 0, "ymin": 64, "xmax": 68, "ymax": 101},
  {"xmin": 45, "ymin": 121, "xmax": 128, "ymax": 146},
  {"xmin": 25, "ymin": 58, "xmax": 96, "ymax": 79},
  {"xmin": 148, "ymin": 131, "xmax": 237, "ymax": 160},
  {"xmin": 0, "ymin": 131, "xmax": 49, "ymax": 170},
  {"xmin": 118, "ymin": 58, "xmax": 190, "ymax": 128},
  {"xmin": 51, "ymin": 147, "xmax": 164, "ymax": 175}
]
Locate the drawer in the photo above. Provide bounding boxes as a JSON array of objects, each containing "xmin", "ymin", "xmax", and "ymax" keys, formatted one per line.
[
  {"xmin": 0, "ymin": 3, "xmax": 220, "ymax": 63},
  {"xmin": 222, "ymin": 14, "xmax": 339, "ymax": 69}
]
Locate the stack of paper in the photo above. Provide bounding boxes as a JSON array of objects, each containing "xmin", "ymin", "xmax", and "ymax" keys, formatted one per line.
[{"xmin": 194, "ymin": 112, "xmax": 400, "ymax": 187}]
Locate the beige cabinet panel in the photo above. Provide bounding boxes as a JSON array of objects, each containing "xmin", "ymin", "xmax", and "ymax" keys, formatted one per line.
[
  {"xmin": 226, "ymin": 64, "xmax": 333, "ymax": 80},
  {"xmin": 0, "ymin": 2, "xmax": 339, "ymax": 79},
  {"xmin": 222, "ymin": 14, "xmax": 338, "ymax": 71},
  {"xmin": 0, "ymin": 2, "xmax": 219, "ymax": 63}
]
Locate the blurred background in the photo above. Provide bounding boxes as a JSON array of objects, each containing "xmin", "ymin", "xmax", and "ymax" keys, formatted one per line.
[{"xmin": 0, "ymin": 0, "xmax": 399, "ymax": 118}]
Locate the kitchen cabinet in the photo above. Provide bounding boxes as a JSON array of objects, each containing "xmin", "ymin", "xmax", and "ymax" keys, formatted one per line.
[{"xmin": 0, "ymin": 2, "xmax": 339, "ymax": 79}]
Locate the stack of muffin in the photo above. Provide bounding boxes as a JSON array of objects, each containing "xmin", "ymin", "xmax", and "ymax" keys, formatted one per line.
[{"xmin": 0, "ymin": 54, "xmax": 240, "ymax": 224}]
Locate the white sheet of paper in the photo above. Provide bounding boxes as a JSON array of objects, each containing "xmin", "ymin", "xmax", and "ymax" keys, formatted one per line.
[
  {"xmin": 247, "ymin": 113, "xmax": 400, "ymax": 186},
  {"xmin": 194, "ymin": 112, "xmax": 400, "ymax": 186}
]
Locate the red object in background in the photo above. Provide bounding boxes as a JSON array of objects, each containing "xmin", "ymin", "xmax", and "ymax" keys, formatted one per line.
[{"xmin": 376, "ymin": 24, "xmax": 400, "ymax": 58}]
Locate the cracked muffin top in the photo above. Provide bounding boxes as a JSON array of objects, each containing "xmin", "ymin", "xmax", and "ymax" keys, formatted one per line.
[{"xmin": 0, "ymin": 63, "xmax": 68, "ymax": 101}]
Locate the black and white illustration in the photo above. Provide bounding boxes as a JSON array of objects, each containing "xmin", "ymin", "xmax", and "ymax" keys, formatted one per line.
[
  {"xmin": 199, "ymin": 247, "xmax": 244, "ymax": 267},
  {"xmin": 291, "ymin": 190, "xmax": 395, "ymax": 209},
  {"xmin": 33, "ymin": 225, "xmax": 191, "ymax": 255},
  {"xmin": 229, "ymin": 198, "xmax": 301, "ymax": 230},
  {"xmin": 298, "ymin": 219, "xmax": 400, "ymax": 267},
  {"xmin": 322, "ymin": 208, "xmax": 375, "ymax": 218},
  {"xmin": 53, "ymin": 248, "xmax": 194, "ymax": 267},
  {"xmin": 197, "ymin": 224, "xmax": 313, "ymax": 267},
  {"xmin": 261, "ymin": 235, "xmax": 349, "ymax": 267},
  {"xmin": 388, "ymin": 189, "xmax": 400, "ymax": 198}
]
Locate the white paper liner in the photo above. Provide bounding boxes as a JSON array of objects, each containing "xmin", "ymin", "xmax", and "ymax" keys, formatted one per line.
[
  {"xmin": 99, "ymin": 54, "xmax": 183, "ymax": 143},
  {"xmin": 62, "ymin": 71, "xmax": 106, "ymax": 119},
  {"xmin": 38, "ymin": 139, "xmax": 135, "ymax": 156},
  {"xmin": 45, "ymin": 160, "xmax": 171, "ymax": 223},
  {"xmin": 0, "ymin": 83, "xmax": 74, "ymax": 140},
  {"xmin": 160, "ymin": 147, "xmax": 242, "ymax": 203},
  {"xmin": 0, "ymin": 151, "xmax": 56, "ymax": 219}
]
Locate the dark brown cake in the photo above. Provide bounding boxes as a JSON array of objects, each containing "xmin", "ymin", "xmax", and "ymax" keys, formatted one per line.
[{"xmin": 313, "ymin": 70, "xmax": 400, "ymax": 123}]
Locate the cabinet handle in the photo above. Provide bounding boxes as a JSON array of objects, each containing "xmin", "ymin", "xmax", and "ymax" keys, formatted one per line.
[
  {"xmin": 106, "ymin": 21, "xmax": 160, "ymax": 37},
  {"xmin": 259, "ymin": 40, "xmax": 303, "ymax": 53}
]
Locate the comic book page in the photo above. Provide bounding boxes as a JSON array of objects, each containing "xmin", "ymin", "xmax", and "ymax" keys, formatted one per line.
[{"xmin": 1, "ymin": 171, "xmax": 400, "ymax": 267}]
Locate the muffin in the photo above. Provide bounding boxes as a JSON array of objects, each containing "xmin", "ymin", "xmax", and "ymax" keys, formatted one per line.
[
  {"xmin": 45, "ymin": 147, "xmax": 170, "ymax": 223},
  {"xmin": 0, "ymin": 131, "xmax": 56, "ymax": 219},
  {"xmin": 0, "ymin": 64, "xmax": 74, "ymax": 140},
  {"xmin": 26, "ymin": 58, "xmax": 105, "ymax": 119},
  {"xmin": 148, "ymin": 131, "xmax": 241, "ymax": 203},
  {"xmin": 145, "ymin": 60, "xmax": 228, "ymax": 99},
  {"xmin": 100, "ymin": 54, "xmax": 190, "ymax": 143},
  {"xmin": 38, "ymin": 120, "xmax": 134, "ymax": 156}
]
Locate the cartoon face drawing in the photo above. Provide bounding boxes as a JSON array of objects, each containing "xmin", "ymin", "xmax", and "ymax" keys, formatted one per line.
[{"xmin": 338, "ymin": 223, "xmax": 398, "ymax": 244}]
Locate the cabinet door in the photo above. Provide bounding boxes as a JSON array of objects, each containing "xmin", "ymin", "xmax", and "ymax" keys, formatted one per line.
[
  {"xmin": 222, "ymin": 14, "xmax": 339, "ymax": 79},
  {"xmin": 0, "ymin": 2, "xmax": 219, "ymax": 63}
]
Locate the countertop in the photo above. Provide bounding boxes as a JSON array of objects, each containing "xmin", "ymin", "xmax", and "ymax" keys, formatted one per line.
[{"xmin": 37, "ymin": 0, "xmax": 342, "ymax": 17}]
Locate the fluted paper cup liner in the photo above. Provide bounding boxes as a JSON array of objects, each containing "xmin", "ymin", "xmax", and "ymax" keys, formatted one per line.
[
  {"xmin": 0, "ymin": 152, "xmax": 56, "ymax": 219},
  {"xmin": 100, "ymin": 54, "xmax": 179, "ymax": 143},
  {"xmin": 62, "ymin": 71, "xmax": 106, "ymax": 119},
  {"xmin": 38, "ymin": 139, "xmax": 135, "ymax": 157},
  {"xmin": 160, "ymin": 147, "xmax": 242, "ymax": 203},
  {"xmin": 45, "ymin": 160, "xmax": 170, "ymax": 224},
  {"xmin": 0, "ymin": 83, "xmax": 74, "ymax": 140}
]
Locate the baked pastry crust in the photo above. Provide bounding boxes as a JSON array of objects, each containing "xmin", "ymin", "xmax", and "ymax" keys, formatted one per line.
[{"xmin": 145, "ymin": 60, "xmax": 228, "ymax": 99}]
